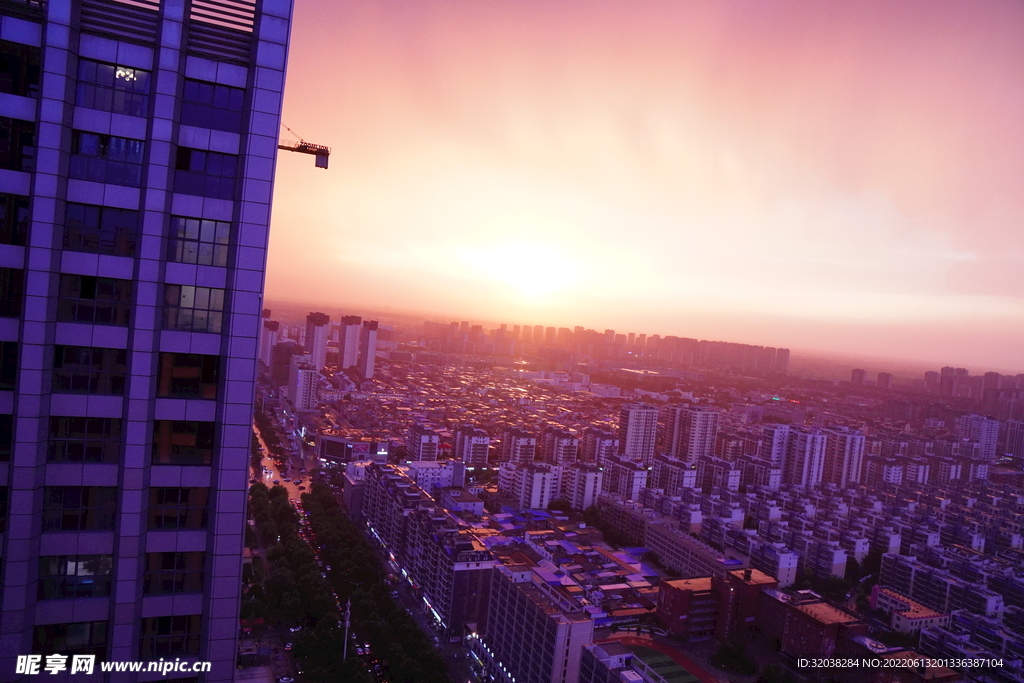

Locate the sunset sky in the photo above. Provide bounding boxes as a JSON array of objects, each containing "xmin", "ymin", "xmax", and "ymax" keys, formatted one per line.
[{"xmin": 267, "ymin": 0, "xmax": 1024, "ymax": 372}]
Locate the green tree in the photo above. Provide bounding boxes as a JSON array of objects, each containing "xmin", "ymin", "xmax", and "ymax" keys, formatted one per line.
[
  {"xmin": 710, "ymin": 639, "xmax": 756, "ymax": 675},
  {"xmin": 547, "ymin": 498, "xmax": 573, "ymax": 513},
  {"xmin": 757, "ymin": 664, "xmax": 797, "ymax": 683}
]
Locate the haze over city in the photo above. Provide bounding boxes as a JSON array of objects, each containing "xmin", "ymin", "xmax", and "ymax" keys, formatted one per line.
[
  {"xmin": 7, "ymin": 1, "xmax": 1024, "ymax": 682},
  {"xmin": 266, "ymin": 0, "xmax": 1024, "ymax": 373}
]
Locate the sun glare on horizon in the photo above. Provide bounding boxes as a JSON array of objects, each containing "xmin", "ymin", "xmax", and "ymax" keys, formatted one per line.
[{"xmin": 459, "ymin": 242, "xmax": 581, "ymax": 300}]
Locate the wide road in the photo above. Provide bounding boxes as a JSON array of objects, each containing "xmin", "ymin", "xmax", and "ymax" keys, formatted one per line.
[{"xmin": 254, "ymin": 426, "xmax": 311, "ymax": 502}]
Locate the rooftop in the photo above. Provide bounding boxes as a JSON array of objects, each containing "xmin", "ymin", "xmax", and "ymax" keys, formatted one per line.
[
  {"xmin": 728, "ymin": 567, "xmax": 778, "ymax": 585},
  {"xmin": 664, "ymin": 577, "xmax": 714, "ymax": 593},
  {"xmin": 794, "ymin": 601, "xmax": 860, "ymax": 626}
]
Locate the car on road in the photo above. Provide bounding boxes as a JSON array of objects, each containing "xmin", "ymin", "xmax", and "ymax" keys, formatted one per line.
[
  {"xmin": 278, "ymin": 678, "xmax": 294, "ymax": 683},
  {"xmin": 272, "ymin": 480, "xmax": 280, "ymax": 485},
  {"xmin": 285, "ymin": 643, "xmax": 292, "ymax": 651},
  {"xmin": 289, "ymin": 625, "xmax": 303, "ymax": 633},
  {"xmin": 298, "ymin": 485, "xmax": 306, "ymax": 490},
  {"xmin": 356, "ymin": 647, "xmax": 364, "ymax": 655}
]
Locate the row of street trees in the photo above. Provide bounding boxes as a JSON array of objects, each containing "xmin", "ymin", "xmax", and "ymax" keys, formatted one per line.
[
  {"xmin": 246, "ymin": 483, "xmax": 372, "ymax": 682},
  {"xmin": 301, "ymin": 483, "xmax": 451, "ymax": 683}
]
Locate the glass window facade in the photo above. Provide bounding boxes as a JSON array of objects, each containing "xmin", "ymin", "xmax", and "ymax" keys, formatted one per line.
[
  {"xmin": 63, "ymin": 202, "xmax": 138, "ymax": 257},
  {"xmin": 156, "ymin": 353, "xmax": 219, "ymax": 399},
  {"xmin": 70, "ymin": 132, "xmax": 145, "ymax": 187},
  {"xmin": 167, "ymin": 216, "xmax": 229, "ymax": 266},
  {"xmin": 76, "ymin": 58, "xmax": 150, "ymax": 116},
  {"xmin": 52, "ymin": 345, "xmax": 128, "ymax": 395},
  {"xmin": 180, "ymin": 78, "xmax": 244, "ymax": 133},
  {"xmin": 152, "ymin": 420, "xmax": 214, "ymax": 465},
  {"xmin": 57, "ymin": 274, "xmax": 133, "ymax": 326},
  {"xmin": 143, "ymin": 552, "xmax": 205, "ymax": 595},
  {"xmin": 38, "ymin": 555, "xmax": 114, "ymax": 599},
  {"xmin": 163, "ymin": 284, "xmax": 225, "ymax": 334},
  {"xmin": 173, "ymin": 147, "xmax": 237, "ymax": 200},
  {"xmin": 42, "ymin": 487, "xmax": 117, "ymax": 532},
  {"xmin": 48, "ymin": 417, "xmax": 123, "ymax": 464}
]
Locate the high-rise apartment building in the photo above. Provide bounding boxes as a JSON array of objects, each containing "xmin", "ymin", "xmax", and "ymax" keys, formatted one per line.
[
  {"xmin": 497, "ymin": 461, "xmax": 561, "ymax": 509},
  {"xmin": 289, "ymin": 358, "xmax": 319, "ymax": 411},
  {"xmin": 560, "ymin": 462, "xmax": 603, "ymax": 510},
  {"xmin": 651, "ymin": 454, "xmax": 698, "ymax": 496},
  {"xmin": 601, "ymin": 455, "xmax": 649, "ymax": 501},
  {"xmin": 358, "ymin": 318, "xmax": 377, "ymax": 379},
  {"xmin": 541, "ymin": 426, "xmax": 578, "ymax": 465},
  {"xmin": 338, "ymin": 314, "xmax": 361, "ymax": 369},
  {"xmin": 667, "ymin": 404, "xmax": 719, "ymax": 463},
  {"xmin": 822, "ymin": 427, "xmax": 865, "ymax": 488},
  {"xmin": 303, "ymin": 311, "xmax": 329, "ymax": 370},
  {"xmin": 784, "ymin": 428, "xmax": 828, "ymax": 487},
  {"xmin": 0, "ymin": 0, "xmax": 294, "ymax": 677},
  {"xmin": 407, "ymin": 423, "xmax": 440, "ymax": 461},
  {"xmin": 258, "ymin": 318, "xmax": 279, "ymax": 368},
  {"xmin": 617, "ymin": 403, "xmax": 659, "ymax": 465},
  {"xmin": 760, "ymin": 423, "xmax": 791, "ymax": 467},
  {"xmin": 580, "ymin": 426, "xmax": 618, "ymax": 465},
  {"xmin": 1007, "ymin": 420, "xmax": 1024, "ymax": 459},
  {"xmin": 453, "ymin": 425, "xmax": 490, "ymax": 466},
  {"xmin": 500, "ymin": 427, "xmax": 536, "ymax": 464},
  {"xmin": 480, "ymin": 563, "xmax": 594, "ymax": 683},
  {"xmin": 955, "ymin": 413, "xmax": 1000, "ymax": 461}
]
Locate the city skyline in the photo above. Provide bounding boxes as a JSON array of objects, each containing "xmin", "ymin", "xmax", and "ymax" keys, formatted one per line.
[
  {"xmin": 268, "ymin": 0, "xmax": 1024, "ymax": 371},
  {"xmin": 264, "ymin": 297, "xmax": 1024, "ymax": 379}
]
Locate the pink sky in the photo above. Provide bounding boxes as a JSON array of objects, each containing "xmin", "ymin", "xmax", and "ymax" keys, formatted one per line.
[{"xmin": 267, "ymin": 0, "xmax": 1024, "ymax": 372}]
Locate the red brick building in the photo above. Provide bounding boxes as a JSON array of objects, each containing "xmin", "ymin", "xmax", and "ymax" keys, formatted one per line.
[
  {"xmin": 656, "ymin": 577, "xmax": 718, "ymax": 639},
  {"xmin": 714, "ymin": 567, "xmax": 778, "ymax": 639},
  {"xmin": 757, "ymin": 589, "xmax": 867, "ymax": 656}
]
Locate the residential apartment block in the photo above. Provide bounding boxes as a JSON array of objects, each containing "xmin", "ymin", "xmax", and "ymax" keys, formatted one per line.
[{"xmin": 0, "ymin": 0, "xmax": 293, "ymax": 676}]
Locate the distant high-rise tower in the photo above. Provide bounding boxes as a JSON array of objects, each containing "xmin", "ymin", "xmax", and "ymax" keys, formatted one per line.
[
  {"xmin": 668, "ymin": 405, "xmax": 720, "ymax": 463},
  {"xmin": 259, "ymin": 319, "xmax": 281, "ymax": 368},
  {"xmin": 1007, "ymin": 421, "xmax": 1024, "ymax": 459},
  {"xmin": 358, "ymin": 320, "xmax": 378, "ymax": 378},
  {"xmin": 851, "ymin": 368, "xmax": 867, "ymax": 384},
  {"xmin": 454, "ymin": 426, "xmax": 490, "ymax": 466},
  {"xmin": 541, "ymin": 427, "xmax": 579, "ymax": 465},
  {"xmin": 774, "ymin": 348, "xmax": 790, "ymax": 374},
  {"xmin": 339, "ymin": 315, "xmax": 362, "ymax": 369},
  {"xmin": 501, "ymin": 428, "xmax": 537, "ymax": 463},
  {"xmin": 823, "ymin": 427, "xmax": 866, "ymax": 487},
  {"xmin": 618, "ymin": 403, "xmax": 660, "ymax": 465},
  {"xmin": 305, "ymin": 311, "xmax": 330, "ymax": 370},
  {"xmin": 760, "ymin": 423, "xmax": 792, "ymax": 467},
  {"xmin": 581, "ymin": 427, "xmax": 619, "ymax": 465},
  {"xmin": 877, "ymin": 372, "xmax": 894, "ymax": 389},
  {"xmin": 784, "ymin": 428, "xmax": 828, "ymax": 487},
  {"xmin": 407, "ymin": 423, "xmax": 440, "ymax": 461},
  {"xmin": 290, "ymin": 358, "xmax": 320, "ymax": 411},
  {"xmin": 955, "ymin": 414, "xmax": 1000, "ymax": 461}
]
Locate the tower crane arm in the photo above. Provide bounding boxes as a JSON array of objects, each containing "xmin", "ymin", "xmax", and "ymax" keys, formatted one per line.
[{"xmin": 278, "ymin": 124, "xmax": 330, "ymax": 169}]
